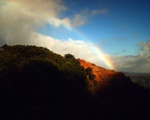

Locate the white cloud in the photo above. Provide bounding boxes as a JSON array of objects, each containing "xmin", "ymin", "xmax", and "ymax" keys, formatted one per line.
[
  {"xmin": 47, "ymin": 17, "xmax": 72, "ymax": 28},
  {"xmin": 0, "ymin": 0, "xmax": 68, "ymax": 44},
  {"xmin": 72, "ymin": 8, "xmax": 109, "ymax": 27},
  {"xmin": 73, "ymin": 14, "xmax": 87, "ymax": 27},
  {"xmin": 111, "ymin": 41, "xmax": 150, "ymax": 73},
  {"xmin": 138, "ymin": 40, "xmax": 150, "ymax": 52},
  {"xmin": 5, "ymin": 0, "xmax": 66, "ymax": 17},
  {"xmin": 91, "ymin": 9, "xmax": 109, "ymax": 16},
  {"xmin": 70, "ymin": 9, "xmax": 88, "ymax": 27}
]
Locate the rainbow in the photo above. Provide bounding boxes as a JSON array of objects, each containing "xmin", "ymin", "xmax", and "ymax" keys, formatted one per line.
[
  {"xmin": 90, "ymin": 45, "xmax": 115, "ymax": 69},
  {"xmin": 64, "ymin": 25, "xmax": 115, "ymax": 70}
]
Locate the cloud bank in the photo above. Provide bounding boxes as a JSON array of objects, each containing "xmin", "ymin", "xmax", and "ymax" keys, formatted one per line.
[{"xmin": 112, "ymin": 40, "xmax": 150, "ymax": 73}]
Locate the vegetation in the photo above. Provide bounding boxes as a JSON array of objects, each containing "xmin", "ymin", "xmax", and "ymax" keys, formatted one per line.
[
  {"xmin": 86, "ymin": 67, "xmax": 95, "ymax": 80},
  {"xmin": 0, "ymin": 45, "xmax": 150, "ymax": 120}
]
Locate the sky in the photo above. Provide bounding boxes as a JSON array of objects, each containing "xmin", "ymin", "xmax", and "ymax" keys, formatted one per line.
[{"xmin": 0, "ymin": 0, "xmax": 150, "ymax": 73}]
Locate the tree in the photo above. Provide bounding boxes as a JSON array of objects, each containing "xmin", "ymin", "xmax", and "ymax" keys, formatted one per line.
[
  {"xmin": 89, "ymin": 74, "xmax": 95, "ymax": 80},
  {"xmin": 64, "ymin": 54, "xmax": 75, "ymax": 59},
  {"xmin": 86, "ymin": 67, "xmax": 95, "ymax": 80},
  {"xmin": 86, "ymin": 67, "xmax": 92, "ymax": 75}
]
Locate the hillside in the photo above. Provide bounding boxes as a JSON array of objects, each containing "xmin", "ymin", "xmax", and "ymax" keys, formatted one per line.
[
  {"xmin": 0, "ymin": 45, "xmax": 150, "ymax": 120},
  {"xmin": 79, "ymin": 59, "xmax": 132, "ymax": 93}
]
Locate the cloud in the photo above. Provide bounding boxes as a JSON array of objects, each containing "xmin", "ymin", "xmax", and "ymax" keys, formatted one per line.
[
  {"xmin": 91, "ymin": 9, "xmax": 109, "ymax": 16},
  {"xmin": 5, "ymin": 0, "xmax": 66, "ymax": 17},
  {"xmin": 111, "ymin": 40, "xmax": 150, "ymax": 73},
  {"xmin": 0, "ymin": 0, "xmax": 110, "ymax": 69},
  {"xmin": 138, "ymin": 40, "xmax": 150, "ymax": 52},
  {"xmin": 0, "ymin": 0, "xmax": 72, "ymax": 45},
  {"xmin": 70, "ymin": 8, "xmax": 109, "ymax": 27},
  {"xmin": 72, "ymin": 8, "xmax": 109, "ymax": 27},
  {"xmin": 73, "ymin": 14, "xmax": 87, "ymax": 27},
  {"xmin": 47, "ymin": 17, "xmax": 72, "ymax": 28},
  {"xmin": 0, "ymin": 0, "xmax": 106, "ymax": 34},
  {"xmin": 112, "ymin": 55, "xmax": 150, "ymax": 73},
  {"xmin": 71, "ymin": 9, "xmax": 88, "ymax": 27}
]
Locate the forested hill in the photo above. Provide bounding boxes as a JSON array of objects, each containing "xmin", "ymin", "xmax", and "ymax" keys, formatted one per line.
[{"xmin": 0, "ymin": 45, "xmax": 150, "ymax": 120}]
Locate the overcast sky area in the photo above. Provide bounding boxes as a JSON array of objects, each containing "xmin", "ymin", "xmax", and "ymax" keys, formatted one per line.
[{"xmin": 0, "ymin": 0, "xmax": 150, "ymax": 73}]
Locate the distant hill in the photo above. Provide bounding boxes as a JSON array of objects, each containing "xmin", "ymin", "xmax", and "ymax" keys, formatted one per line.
[
  {"xmin": 124, "ymin": 72, "xmax": 150, "ymax": 88},
  {"xmin": 0, "ymin": 45, "xmax": 150, "ymax": 120}
]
